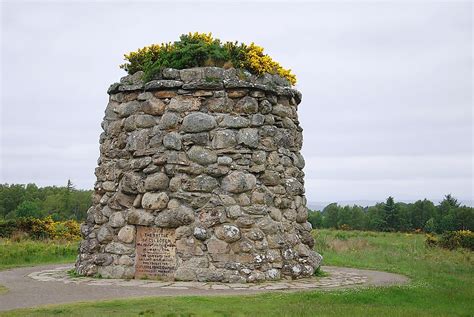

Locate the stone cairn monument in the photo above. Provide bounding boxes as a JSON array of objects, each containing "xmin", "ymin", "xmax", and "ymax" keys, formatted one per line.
[{"xmin": 76, "ymin": 67, "xmax": 322, "ymax": 282}]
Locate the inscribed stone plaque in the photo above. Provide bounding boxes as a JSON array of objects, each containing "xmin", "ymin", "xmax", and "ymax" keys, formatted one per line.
[{"xmin": 135, "ymin": 226, "xmax": 176, "ymax": 279}]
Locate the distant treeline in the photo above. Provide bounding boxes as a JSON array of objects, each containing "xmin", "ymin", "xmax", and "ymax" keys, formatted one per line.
[
  {"xmin": 309, "ymin": 195, "xmax": 473, "ymax": 233},
  {"xmin": 0, "ymin": 182, "xmax": 92, "ymax": 221}
]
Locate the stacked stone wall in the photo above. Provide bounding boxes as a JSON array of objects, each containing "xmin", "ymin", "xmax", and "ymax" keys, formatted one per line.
[{"xmin": 76, "ymin": 67, "xmax": 322, "ymax": 282}]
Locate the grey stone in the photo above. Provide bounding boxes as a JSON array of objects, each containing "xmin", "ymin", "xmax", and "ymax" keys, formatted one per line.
[
  {"xmin": 142, "ymin": 98, "xmax": 166, "ymax": 116},
  {"xmin": 127, "ymin": 208, "xmax": 154, "ymax": 226},
  {"xmin": 98, "ymin": 265, "xmax": 134, "ymax": 279},
  {"xmin": 97, "ymin": 226, "xmax": 113, "ymax": 243},
  {"xmin": 265, "ymin": 268, "xmax": 281, "ymax": 280},
  {"xmin": 252, "ymin": 151, "xmax": 267, "ymax": 164},
  {"xmin": 182, "ymin": 81, "xmax": 223, "ymax": 90},
  {"xmin": 102, "ymin": 181, "xmax": 116, "ymax": 192},
  {"xmin": 251, "ymin": 114, "xmax": 265, "ymax": 126},
  {"xmin": 217, "ymin": 156, "xmax": 232, "ymax": 165},
  {"xmin": 247, "ymin": 228, "xmax": 265, "ymax": 241},
  {"xmin": 144, "ymin": 80, "xmax": 183, "ymax": 90},
  {"xmin": 124, "ymin": 115, "xmax": 155, "ymax": 131},
  {"xmin": 206, "ymin": 97, "xmax": 233, "ymax": 113},
  {"xmin": 261, "ymin": 170, "xmax": 281, "ymax": 186},
  {"xmin": 144, "ymin": 173, "xmax": 170, "ymax": 191},
  {"xmin": 163, "ymin": 132, "xmax": 182, "ymax": 150},
  {"xmin": 226, "ymin": 205, "xmax": 242, "ymax": 219},
  {"xmin": 215, "ymin": 225, "xmax": 241, "ymax": 243},
  {"xmin": 94, "ymin": 253, "xmax": 113, "ymax": 266},
  {"xmin": 235, "ymin": 96, "xmax": 258, "ymax": 113},
  {"xmin": 159, "ymin": 112, "xmax": 180, "ymax": 130},
  {"xmin": 175, "ymin": 267, "xmax": 197, "ymax": 281},
  {"xmin": 206, "ymin": 238, "xmax": 229, "ymax": 254},
  {"xmin": 259, "ymin": 99, "xmax": 272, "ymax": 114},
  {"xmin": 117, "ymin": 225, "xmax": 135, "ymax": 244},
  {"xmin": 222, "ymin": 171, "xmax": 257, "ymax": 193},
  {"xmin": 181, "ymin": 113, "xmax": 217, "ymax": 133},
  {"xmin": 115, "ymin": 101, "xmax": 141, "ymax": 118},
  {"xmin": 109, "ymin": 212, "xmax": 126, "ymax": 227},
  {"xmin": 187, "ymin": 146, "xmax": 217, "ymax": 165},
  {"xmin": 155, "ymin": 202, "xmax": 194, "ymax": 228},
  {"xmin": 125, "ymin": 129, "xmax": 149, "ymax": 152},
  {"xmin": 257, "ymin": 217, "xmax": 280, "ymax": 234},
  {"xmin": 237, "ymin": 128, "xmax": 259, "ymax": 148},
  {"xmin": 272, "ymin": 104, "xmax": 292, "ymax": 117},
  {"xmin": 137, "ymin": 92, "xmax": 153, "ymax": 101},
  {"xmin": 182, "ymin": 132, "xmax": 209, "ymax": 145},
  {"xmin": 162, "ymin": 68, "xmax": 180, "ymax": 79},
  {"xmin": 180, "ymin": 68, "xmax": 203, "ymax": 82},
  {"xmin": 129, "ymin": 157, "xmax": 152, "ymax": 170},
  {"xmin": 118, "ymin": 255, "xmax": 134, "ymax": 266},
  {"xmin": 193, "ymin": 227, "xmax": 208, "ymax": 240},
  {"xmin": 141, "ymin": 192, "xmax": 169, "ymax": 210},
  {"xmin": 168, "ymin": 95, "xmax": 201, "ymax": 112},
  {"xmin": 104, "ymin": 242, "xmax": 134, "ymax": 255},
  {"xmin": 120, "ymin": 71, "xmax": 144, "ymax": 84},
  {"xmin": 285, "ymin": 178, "xmax": 304, "ymax": 195},
  {"xmin": 203, "ymin": 67, "xmax": 224, "ymax": 80},
  {"xmin": 219, "ymin": 115, "xmax": 249, "ymax": 128},
  {"xmin": 184, "ymin": 175, "xmax": 219, "ymax": 192},
  {"xmin": 212, "ymin": 130, "xmax": 237, "ymax": 149},
  {"xmin": 119, "ymin": 172, "xmax": 141, "ymax": 194}
]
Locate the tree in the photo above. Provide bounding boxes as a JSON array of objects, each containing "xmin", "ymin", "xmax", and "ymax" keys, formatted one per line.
[
  {"xmin": 383, "ymin": 197, "xmax": 399, "ymax": 231},
  {"xmin": 438, "ymin": 194, "xmax": 460, "ymax": 217},
  {"xmin": 337, "ymin": 206, "xmax": 352, "ymax": 229},
  {"xmin": 352, "ymin": 205, "xmax": 369, "ymax": 230},
  {"xmin": 12, "ymin": 200, "xmax": 44, "ymax": 218},
  {"xmin": 367, "ymin": 205, "xmax": 386, "ymax": 231},
  {"xmin": 424, "ymin": 217, "xmax": 436, "ymax": 233},
  {"xmin": 410, "ymin": 199, "xmax": 437, "ymax": 230},
  {"xmin": 322, "ymin": 203, "xmax": 340, "ymax": 228},
  {"xmin": 308, "ymin": 210, "xmax": 323, "ymax": 228}
]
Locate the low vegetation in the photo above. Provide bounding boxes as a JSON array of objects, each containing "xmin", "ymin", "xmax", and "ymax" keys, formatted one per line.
[
  {"xmin": 0, "ymin": 217, "xmax": 81, "ymax": 240},
  {"xmin": 1, "ymin": 229, "xmax": 472, "ymax": 316},
  {"xmin": 0, "ymin": 239, "xmax": 78, "ymax": 271},
  {"xmin": 120, "ymin": 32, "xmax": 297, "ymax": 84},
  {"xmin": 425, "ymin": 230, "xmax": 474, "ymax": 250}
]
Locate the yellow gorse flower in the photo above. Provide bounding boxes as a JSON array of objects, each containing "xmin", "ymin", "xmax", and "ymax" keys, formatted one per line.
[{"xmin": 120, "ymin": 33, "xmax": 297, "ymax": 85}]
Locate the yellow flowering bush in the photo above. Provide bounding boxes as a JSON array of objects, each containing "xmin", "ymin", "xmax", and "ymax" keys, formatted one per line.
[
  {"xmin": 120, "ymin": 32, "xmax": 297, "ymax": 85},
  {"xmin": 425, "ymin": 230, "xmax": 474, "ymax": 250},
  {"xmin": 0, "ymin": 216, "xmax": 81, "ymax": 241}
]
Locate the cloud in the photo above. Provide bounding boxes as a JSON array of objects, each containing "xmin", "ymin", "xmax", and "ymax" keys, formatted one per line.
[{"xmin": 1, "ymin": 1, "xmax": 472, "ymax": 202}]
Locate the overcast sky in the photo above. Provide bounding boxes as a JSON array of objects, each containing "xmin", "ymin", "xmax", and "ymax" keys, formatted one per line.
[{"xmin": 1, "ymin": 1, "xmax": 472, "ymax": 203}]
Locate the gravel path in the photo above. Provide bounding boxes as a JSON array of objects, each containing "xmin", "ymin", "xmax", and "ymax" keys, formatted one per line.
[{"xmin": 0, "ymin": 263, "xmax": 409, "ymax": 312}]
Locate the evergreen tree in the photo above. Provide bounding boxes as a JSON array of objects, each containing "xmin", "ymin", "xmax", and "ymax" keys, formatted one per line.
[
  {"xmin": 383, "ymin": 197, "xmax": 398, "ymax": 231},
  {"xmin": 322, "ymin": 203, "xmax": 340, "ymax": 228}
]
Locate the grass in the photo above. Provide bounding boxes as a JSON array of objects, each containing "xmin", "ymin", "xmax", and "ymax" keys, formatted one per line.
[
  {"xmin": 0, "ymin": 238, "xmax": 78, "ymax": 271},
  {"xmin": 1, "ymin": 230, "xmax": 473, "ymax": 316},
  {"xmin": 0, "ymin": 285, "xmax": 7, "ymax": 295}
]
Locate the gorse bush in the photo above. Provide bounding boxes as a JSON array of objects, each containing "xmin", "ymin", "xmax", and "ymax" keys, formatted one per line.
[
  {"xmin": 0, "ymin": 216, "xmax": 81, "ymax": 241},
  {"xmin": 425, "ymin": 230, "xmax": 473, "ymax": 250},
  {"xmin": 120, "ymin": 32, "xmax": 297, "ymax": 85},
  {"xmin": 438, "ymin": 230, "xmax": 474, "ymax": 250}
]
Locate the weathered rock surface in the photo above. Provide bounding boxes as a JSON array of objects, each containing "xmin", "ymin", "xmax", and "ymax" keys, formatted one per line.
[{"xmin": 76, "ymin": 67, "xmax": 321, "ymax": 282}]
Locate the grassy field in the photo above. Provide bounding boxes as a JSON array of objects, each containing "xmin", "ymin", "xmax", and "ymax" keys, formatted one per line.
[
  {"xmin": 1, "ymin": 230, "xmax": 473, "ymax": 316},
  {"xmin": 0, "ymin": 238, "xmax": 78, "ymax": 271}
]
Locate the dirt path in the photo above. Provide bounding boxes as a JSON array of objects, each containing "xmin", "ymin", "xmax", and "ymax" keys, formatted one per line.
[{"xmin": 0, "ymin": 264, "xmax": 409, "ymax": 312}]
